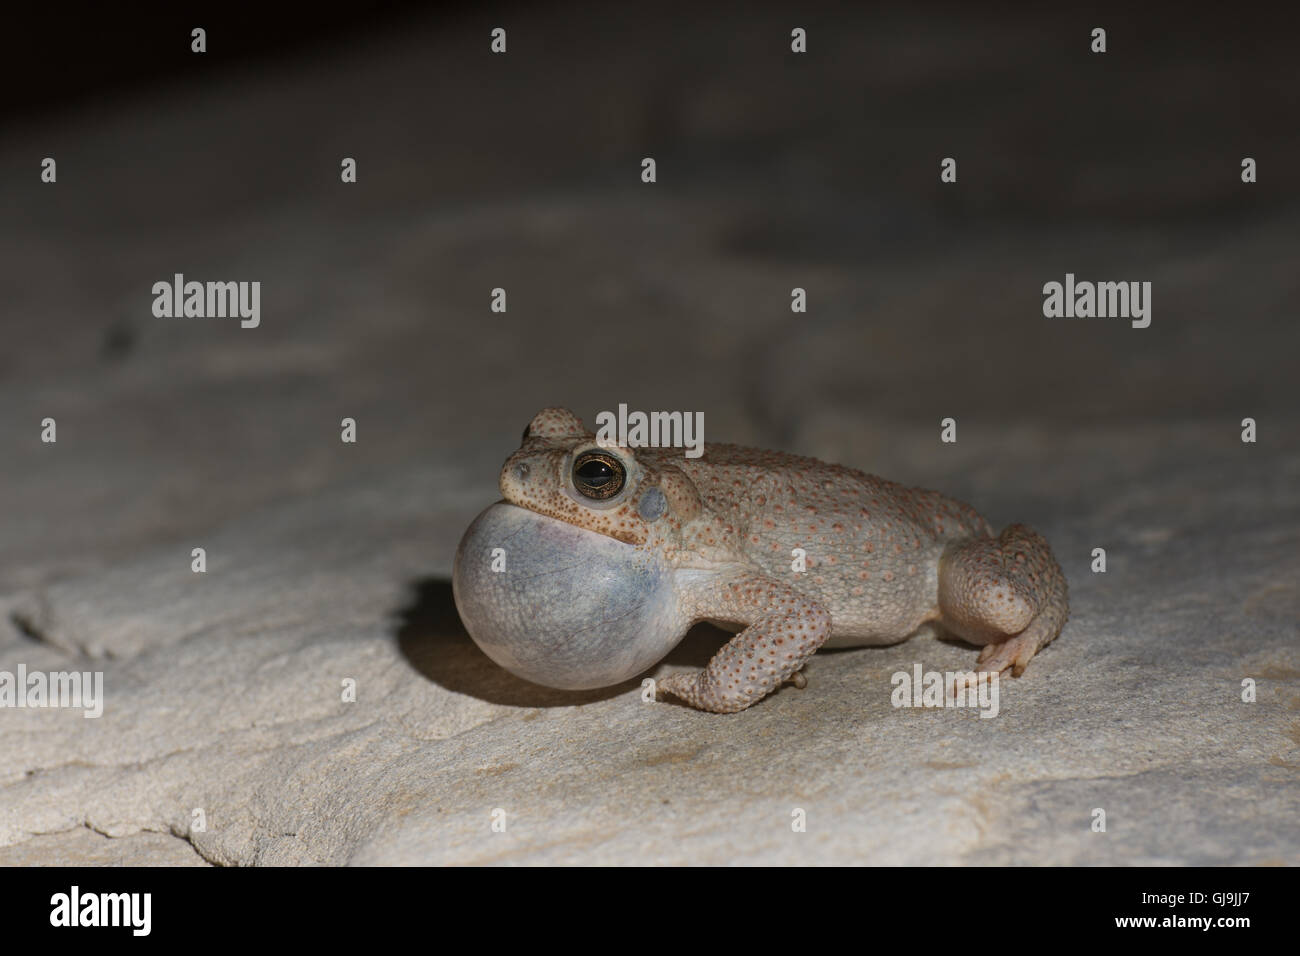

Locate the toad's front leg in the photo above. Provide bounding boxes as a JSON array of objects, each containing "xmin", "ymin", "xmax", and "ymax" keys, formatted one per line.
[{"xmin": 656, "ymin": 572, "xmax": 831, "ymax": 713}]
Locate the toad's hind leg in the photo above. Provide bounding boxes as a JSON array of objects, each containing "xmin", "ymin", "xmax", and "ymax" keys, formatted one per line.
[{"xmin": 937, "ymin": 524, "xmax": 1069, "ymax": 677}]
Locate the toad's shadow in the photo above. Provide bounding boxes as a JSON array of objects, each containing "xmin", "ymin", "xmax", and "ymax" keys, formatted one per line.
[{"xmin": 393, "ymin": 577, "xmax": 725, "ymax": 708}]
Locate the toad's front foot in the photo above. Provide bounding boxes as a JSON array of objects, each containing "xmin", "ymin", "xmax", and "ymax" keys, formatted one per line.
[{"xmin": 657, "ymin": 576, "xmax": 831, "ymax": 713}]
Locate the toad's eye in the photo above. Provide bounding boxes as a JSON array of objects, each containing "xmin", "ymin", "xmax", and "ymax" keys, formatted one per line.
[{"xmin": 572, "ymin": 452, "xmax": 625, "ymax": 500}]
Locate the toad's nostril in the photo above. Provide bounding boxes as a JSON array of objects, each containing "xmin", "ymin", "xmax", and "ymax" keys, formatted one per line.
[{"xmin": 513, "ymin": 463, "xmax": 530, "ymax": 482}]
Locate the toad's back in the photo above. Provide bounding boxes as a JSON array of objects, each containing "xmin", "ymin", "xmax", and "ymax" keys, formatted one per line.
[{"xmin": 672, "ymin": 443, "xmax": 993, "ymax": 644}]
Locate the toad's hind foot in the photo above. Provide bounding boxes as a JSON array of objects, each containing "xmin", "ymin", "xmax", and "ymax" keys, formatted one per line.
[{"xmin": 976, "ymin": 626, "xmax": 1049, "ymax": 677}]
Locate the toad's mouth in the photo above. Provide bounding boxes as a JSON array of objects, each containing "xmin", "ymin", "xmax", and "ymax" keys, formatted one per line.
[{"xmin": 452, "ymin": 503, "xmax": 686, "ymax": 690}]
